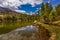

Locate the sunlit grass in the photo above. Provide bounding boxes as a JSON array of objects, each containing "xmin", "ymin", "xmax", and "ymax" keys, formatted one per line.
[
  {"xmin": 37, "ymin": 22, "xmax": 60, "ymax": 40},
  {"xmin": 0, "ymin": 22, "xmax": 32, "ymax": 34}
]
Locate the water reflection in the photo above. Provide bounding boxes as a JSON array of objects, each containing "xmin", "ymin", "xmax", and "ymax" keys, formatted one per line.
[
  {"xmin": 13, "ymin": 25, "xmax": 39, "ymax": 35},
  {"xmin": 15, "ymin": 25, "xmax": 38, "ymax": 32},
  {"xmin": 0, "ymin": 23, "xmax": 50, "ymax": 40},
  {"xmin": 0, "ymin": 22, "xmax": 32, "ymax": 34},
  {"xmin": 0, "ymin": 25, "xmax": 39, "ymax": 40}
]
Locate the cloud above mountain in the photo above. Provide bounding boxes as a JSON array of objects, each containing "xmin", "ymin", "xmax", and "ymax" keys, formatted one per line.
[{"xmin": 0, "ymin": 0, "xmax": 43, "ymax": 10}]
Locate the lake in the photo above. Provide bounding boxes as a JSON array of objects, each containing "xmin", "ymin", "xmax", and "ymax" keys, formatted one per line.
[
  {"xmin": 0, "ymin": 25, "xmax": 40, "ymax": 40},
  {"xmin": 0, "ymin": 22, "xmax": 50, "ymax": 40},
  {"xmin": 0, "ymin": 22, "xmax": 32, "ymax": 34}
]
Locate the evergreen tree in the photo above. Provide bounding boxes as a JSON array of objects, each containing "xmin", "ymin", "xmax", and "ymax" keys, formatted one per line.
[
  {"xmin": 38, "ymin": 2, "xmax": 45, "ymax": 15},
  {"xmin": 40, "ymin": 3, "xmax": 45, "ymax": 23},
  {"xmin": 45, "ymin": 2, "xmax": 52, "ymax": 15},
  {"xmin": 41, "ymin": 3, "xmax": 45, "ymax": 15},
  {"xmin": 56, "ymin": 4, "xmax": 60, "ymax": 15},
  {"xmin": 43, "ymin": 2, "xmax": 52, "ymax": 23},
  {"xmin": 49, "ymin": 9, "xmax": 57, "ymax": 24}
]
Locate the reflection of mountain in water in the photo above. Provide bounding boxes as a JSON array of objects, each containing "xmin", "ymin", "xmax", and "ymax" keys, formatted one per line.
[{"xmin": 0, "ymin": 25, "xmax": 39, "ymax": 40}]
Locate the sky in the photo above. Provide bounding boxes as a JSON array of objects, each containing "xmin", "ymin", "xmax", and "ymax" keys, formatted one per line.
[{"xmin": 0, "ymin": 0, "xmax": 60, "ymax": 14}]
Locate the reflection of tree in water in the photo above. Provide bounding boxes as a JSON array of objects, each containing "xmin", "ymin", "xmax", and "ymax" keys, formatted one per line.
[{"xmin": 36, "ymin": 25, "xmax": 50, "ymax": 40}]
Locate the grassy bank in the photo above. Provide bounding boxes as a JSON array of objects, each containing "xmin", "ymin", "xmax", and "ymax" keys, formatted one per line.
[
  {"xmin": 36, "ymin": 22, "xmax": 60, "ymax": 40},
  {"xmin": 0, "ymin": 22, "xmax": 32, "ymax": 34}
]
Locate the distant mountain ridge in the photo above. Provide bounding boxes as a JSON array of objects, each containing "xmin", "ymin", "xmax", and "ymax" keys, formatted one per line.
[{"xmin": 0, "ymin": 7, "xmax": 24, "ymax": 15}]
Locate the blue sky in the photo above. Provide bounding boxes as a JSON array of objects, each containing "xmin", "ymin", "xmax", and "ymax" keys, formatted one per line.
[
  {"xmin": 0, "ymin": 0, "xmax": 60, "ymax": 14},
  {"xmin": 51, "ymin": 0, "xmax": 60, "ymax": 7},
  {"xmin": 18, "ymin": 4, "xmax": 40, "ymax": 13},
  {"xmin": 18, "ymin": 0, "xmax": 60, "ymax": 14}
]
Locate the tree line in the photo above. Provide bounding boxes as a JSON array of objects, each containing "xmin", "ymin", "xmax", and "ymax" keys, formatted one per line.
[
  {"xmin": 38, "ymin": 2, "xmax": 60, "ymax": 24},
  {"xmin": 0, "ymin": 13, "xmax": 39, "ymax": 22}
]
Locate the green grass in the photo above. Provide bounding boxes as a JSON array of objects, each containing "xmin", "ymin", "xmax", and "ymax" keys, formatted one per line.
[
  {"xmin": 50, "ymin": 25, "xmax": 60, "ymax": 40},
  {"xmin": 0, "ymin": 22, "xmax": 32, "ymax": 34},
  {"xmin": 36, "ymin": 22, "xmax": 60, "ymax": 40},
  {"xmin": 42, "ymin": 24, "xmax": 60, "ymax": 40}
]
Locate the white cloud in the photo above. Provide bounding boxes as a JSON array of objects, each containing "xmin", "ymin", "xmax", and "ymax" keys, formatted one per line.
[
  {"xmin": 20, "ymin": 0, "xmax": 43, "ymax": 7},
  {"xmin": 0, "ymin": 0, "xmax": 43, "ymax": 13},
  {"xmin": 0, "ymin": 0, "xmax": 43, "ymax": 9},
  {"xmin": 15, "ymin": 10, "xmax": 26, "ymax": 13},
  {"xmin": 0, "ymin": 0, "xmax": 21, "ymax": 9},
  {"xmin": 26, "ymin": 12, "xmax": 35, "ymax": 15},
  {"xmin": 47, "ymin": 0, "xmax": 55, "ymax": 3}
]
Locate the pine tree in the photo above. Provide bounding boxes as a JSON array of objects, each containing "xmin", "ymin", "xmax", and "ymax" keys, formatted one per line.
[
  {"xmin": 40, "ymin": 2, "xmax": 45, "ymax": 23},
  {"xmin": 43, "ymin": 2, "xmax": 52, "ymax": 23},
  {"xmin": 41, "ymin": 3, "xmax": 45, "ymax": 15},
  {"xmin": 49, "ymin": 9, "xmax": 57, "ymax": 24},
  {"xmin": 45, "ymin": 2, "xmax": 52, "ymax": 15},
  {"xmin": 56, "ymin": 4, "xmax": 60, "ymax": 15}
]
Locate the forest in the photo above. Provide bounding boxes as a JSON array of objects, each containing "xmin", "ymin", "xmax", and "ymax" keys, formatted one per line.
[{"xmin": 38, "ymin": 2, "xmax": 60, "ymax": 25}]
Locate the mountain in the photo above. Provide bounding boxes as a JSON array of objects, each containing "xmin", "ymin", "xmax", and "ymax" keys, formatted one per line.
[{"xmin": 0, "ymin": 7, "xmax": 24, "ymax": 15}]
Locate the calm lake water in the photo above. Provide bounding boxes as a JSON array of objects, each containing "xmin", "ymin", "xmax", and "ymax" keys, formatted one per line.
[
  {"xmin": 0, "ymin": 25, "xmax": 39, "ymax": 40},
  {"xmin": 0, "ymin": 22, "xmax": 50, "ymax": 40},
  {"xmin": 0, "ymin": 22, "xmax": 33, "ymax": 34}
]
